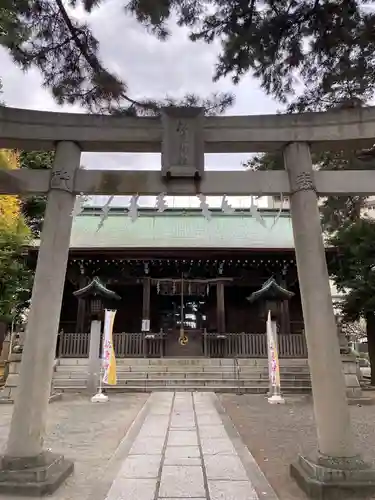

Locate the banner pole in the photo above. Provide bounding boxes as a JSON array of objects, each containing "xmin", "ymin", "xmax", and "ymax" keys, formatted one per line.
[
  {"xmin": 267, "ymin": 310, "xmax": 285, "ymax": 405},
  {"xmin": 91, "ymin": 313, "xmax": 109, "ymax": 403}
]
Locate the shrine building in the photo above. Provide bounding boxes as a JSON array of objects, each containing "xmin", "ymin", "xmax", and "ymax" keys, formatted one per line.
[{"xmin": 31, "ymin": 202, "xmax": 317, "ymax": 360}]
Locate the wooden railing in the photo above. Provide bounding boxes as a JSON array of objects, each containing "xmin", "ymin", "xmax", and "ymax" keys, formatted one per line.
[
  {"xmin": 202, "ymin": 333, "xmax": 307, "ymax": 358},
  {"xmin": 58, "ymin": 332, "xmax": 308, "ymax": 358},
  {"xmin": 58, "ymin": 332, "xmax": 165, "ymax": 358},
  {"xmin": 278, "ymin": 333, "xmax": 308, "ymax": 357},
  {"xmin": 58, "ymin": 332, "xmax": 89, "ymax": 358},
  {"xmin": 113, "ymin": 333, "xmax": 144, "ymax": 357}
]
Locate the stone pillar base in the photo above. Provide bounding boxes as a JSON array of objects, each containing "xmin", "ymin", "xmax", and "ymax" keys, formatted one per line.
[
  {"xmin": 0, "ymin": 354, "xmax": 22, "ymax": 404},
  {"xmin": 0, "ymin": 355, "xmax": 61, "ymax": 405},
  {"xmin": 341, "ymin": 354, "xmax": 375, "ymax": 405},
  {"xmin": 0, "ymin": 451, "xmax": 73, "ymax": 496},
  {"xmin": 291, "ymin": 454, "xmax": 375, "ymax": 499}
]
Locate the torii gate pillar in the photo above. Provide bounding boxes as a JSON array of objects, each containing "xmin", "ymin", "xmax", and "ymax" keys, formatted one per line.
[
  {"xmin": 284, "ymin": 142, "xmax": 375, "ymax": 497},
  {"xmin": 0, "ymin": 141, "xmax": 80, "ymax": 495}
]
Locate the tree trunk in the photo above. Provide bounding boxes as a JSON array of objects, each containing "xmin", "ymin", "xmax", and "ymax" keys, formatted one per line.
[{"xmin": 366, "ymin": 312, "xmax": 375, "ymax": 386}]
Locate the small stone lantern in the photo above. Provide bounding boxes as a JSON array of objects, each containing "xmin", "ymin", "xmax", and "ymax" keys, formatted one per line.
[
  {"xmin": 247, "ymin": 277, "xmax": 294, "ymax": 402},
  {"xmin": 73, "ymin": 276, "xmax": 121, "ymax": 321},
  {"xmin": 73, "ymin": 277, "xmax": 121, "ymax": 395},
  {"xmin": 247, "ymin": 277, "xmax": 294, "ymax": 321}
]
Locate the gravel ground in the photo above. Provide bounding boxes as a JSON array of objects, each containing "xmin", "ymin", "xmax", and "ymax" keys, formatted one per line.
[
  {"xmin": 219, "ymin": 393, "xmax": 375, "ymax": 500},
  {"xmin": 0, "ymin": 393, "xmax": 149, "ymax": 500}
]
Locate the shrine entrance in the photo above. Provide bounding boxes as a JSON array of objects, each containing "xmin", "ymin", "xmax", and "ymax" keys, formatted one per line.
[
  {"xmin": 154, "ymin": 278, "xmax": 209, "ymax": 357},
  {"xmin": 158, "ymin": 296, "xmax": 207, "ymax": 357}
]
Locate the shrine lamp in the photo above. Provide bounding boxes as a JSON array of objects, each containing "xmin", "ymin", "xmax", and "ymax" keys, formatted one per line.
[
  {"xmin": 73, "ymin": 276, "xmax": 121, "ymax": 321},
  {"xmin": 246, "ymin": 277, "xmax": 294, "ymax": 321}
]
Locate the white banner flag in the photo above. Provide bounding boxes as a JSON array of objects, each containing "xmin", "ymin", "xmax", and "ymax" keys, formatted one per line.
[
  {"xmin": 102, "ymin": 309, "xmax": 117, "ymax": 385},
  {"xmin": 267, "ymin": 311, "xmax": 281, "ymax": 388}
]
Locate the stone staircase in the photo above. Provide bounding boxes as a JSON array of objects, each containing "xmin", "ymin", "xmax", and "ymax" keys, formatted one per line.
[{"xmin": 53, "ymin": 358, "xmax": 311, "ymax": 393}]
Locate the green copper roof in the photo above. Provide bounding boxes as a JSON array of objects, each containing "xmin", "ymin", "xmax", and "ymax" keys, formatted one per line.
[{"xmin": 67, "ymin": 209, "xmax": 294, "ymax": 250}]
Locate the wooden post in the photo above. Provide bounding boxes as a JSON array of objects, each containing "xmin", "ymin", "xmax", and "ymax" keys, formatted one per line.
[
  {"xmin": 142, "ymin": 277, "xmax": 151, "ymax": 332},
  {"xmin": 280, "ymin": 278, "xmax": 291, "ymax": 334},
  {"xmin": 76, "ymin": 275, "xmax": 87, "ymax": 333},
  {"xmin": 217, "ymin": 282, "xmax": 226, "ymax": 333}
]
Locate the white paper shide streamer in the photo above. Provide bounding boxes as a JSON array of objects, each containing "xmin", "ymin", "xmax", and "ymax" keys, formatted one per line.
[
  {"xmin": 128, "ymin": 195, "xmax": 139, "ymax": 222},
  {"xmin": 71, "ymin": 193, "xmax": 90, "ymax": 218},
  {"xmin": 221, "ymin": 195, "xmax": 235, "ymax": 214},
  {"xmin": 270, "ymin": 193, "xmax": 284, "ymax": 229},
  {"xmin": 156, "ymin": 193, "xmax": 167, "ymax": 213},
  {"xmin": 90, "ymin": 191, "xmax": 285, "ymax": 231},
  {"xmin": 198, "ymin": 194, "xmax": 212, "ymax": 221},
  {"xmin": 250, "ymin": 196, "xmax": 267, "ymax": 228},
  {"xmin": 96, "ymin": 195, "xmax": 114, "ymax": 232}
]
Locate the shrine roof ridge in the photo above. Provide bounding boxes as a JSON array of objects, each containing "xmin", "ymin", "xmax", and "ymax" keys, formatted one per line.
[{"xmin": 1, "ymin": 105, "xmax": 375, "ymax": 152}]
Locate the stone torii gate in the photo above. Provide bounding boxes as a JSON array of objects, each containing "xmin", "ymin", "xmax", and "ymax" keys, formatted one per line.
[{"xmin": 1, "ymin": 105, "xmax": 375, "ymax": 497}]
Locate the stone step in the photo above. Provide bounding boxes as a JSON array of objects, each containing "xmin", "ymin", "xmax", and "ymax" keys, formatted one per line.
[
  {"xmin": 53, "ymin": 357, "xmax": 311, "ymax": 395},
  {"xmin": 54, "ymin": 379, "xmax": 88, "ymax": 387},
  {"xmin": 58, "ymin": 357, "xmax": 309, "ymax": 367},
  {"xmin": 54, "ymin": 370, "xmax": 310, "ymax": 381},
  {"xmin": 55, "ymin": 365, "xmax": 310, "ymax": 373},
  {"xmin": 53, "ymin": 377, "xmax": 311, "ymax": 388},
  {"xmin": 114, "ymin": 359, "xmax": 309, "ymax": 367},
  {"xmin": 56, "ymin": 385, "xmax": 311, "ymax": 394}
]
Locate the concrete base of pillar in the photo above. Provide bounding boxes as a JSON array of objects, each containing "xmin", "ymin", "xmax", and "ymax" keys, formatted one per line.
[
  {"xmin": 0, "ymin": 451, "xmax": 74, "ymax": 496},
  {"xmin": 291, "ymin": 453, "xmax": 375, "ymax": 499}
]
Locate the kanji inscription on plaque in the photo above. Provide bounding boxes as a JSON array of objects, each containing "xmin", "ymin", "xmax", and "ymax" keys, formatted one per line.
[
  {"xmin": 161, "ymin": 107, "xmax": 204, "ymax": 179},
  {"xmin": 50, "ymin": 169, "xmax": 74, "ymax": 192}
]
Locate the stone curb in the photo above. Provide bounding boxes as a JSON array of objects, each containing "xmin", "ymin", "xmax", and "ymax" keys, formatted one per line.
[
  {"xmin": 211, "ymin": 393, "xmax": 279, "ymax": 500},
  {"xmin": 85, "ymin": 393, "xmax": 153, "ymax": 500}
]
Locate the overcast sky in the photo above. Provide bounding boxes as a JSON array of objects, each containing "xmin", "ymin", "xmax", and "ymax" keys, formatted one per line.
[{"xmin": 0, "ymin": 0, "xmax": 281, "ymax": 208}]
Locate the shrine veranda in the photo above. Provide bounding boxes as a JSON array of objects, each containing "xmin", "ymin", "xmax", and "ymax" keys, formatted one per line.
[{"xmin": 1, "ymin": 105, "xmax": 375, "ymax": 496}]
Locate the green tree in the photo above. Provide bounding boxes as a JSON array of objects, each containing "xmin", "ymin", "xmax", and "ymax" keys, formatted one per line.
[
  {"xmin": 19, "ymin": 150, "xmax": 54, "ymax": 236},
  {"xmin": 3, "ymin": 1, "xmax": 375, "ymax": 113},
  {"xmin": 0, "ymin": 226, "xmax": 32, "ymax": 323},
  {"xmin": 0, "ymin": 0, "xmax": 233, "ymax": 114},
  {"xmin": 0, "ymin": 149, "xmax": 32, "ymax": 353},
  {"xmin": 329, "ymin": 219, "xmax": 375, "ymax": 384},
  {"xmin": 247, "ymin": 147, "xmax": 370, "ymax": 233}
]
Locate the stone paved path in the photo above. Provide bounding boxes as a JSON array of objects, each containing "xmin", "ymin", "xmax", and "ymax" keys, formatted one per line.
[{"xmin": 102, "ymin": 392, "xmax": 275, "ymax": 500}]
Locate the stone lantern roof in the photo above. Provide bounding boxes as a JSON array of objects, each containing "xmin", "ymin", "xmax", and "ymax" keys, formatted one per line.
[
  {"xmin": 247, "ymin": 277, "xmax": 294, "ymax": 304},
  {"xmin": 73, "ymin": 276, "xmax": 120, "ymax": 301}
]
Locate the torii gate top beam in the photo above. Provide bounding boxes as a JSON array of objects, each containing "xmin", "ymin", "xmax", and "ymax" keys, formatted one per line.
[
  {"xmin": 1, "ymin": 105, "xmax": 375, "ymax": 196},
  {"xmin": 1, "ymin": 105, "xmax": 375, "ymax": 153}
]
